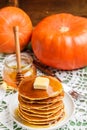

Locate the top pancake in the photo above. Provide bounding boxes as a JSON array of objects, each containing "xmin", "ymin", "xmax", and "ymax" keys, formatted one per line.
[{"xmin": 18, "ymin": 76, "xmax": 63, "ymax": 100}]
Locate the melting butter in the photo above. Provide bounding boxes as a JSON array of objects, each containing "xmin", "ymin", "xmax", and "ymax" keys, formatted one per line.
[{"xmin": 34, "ymin": 77, "xmax": 49, "ymax": 90}]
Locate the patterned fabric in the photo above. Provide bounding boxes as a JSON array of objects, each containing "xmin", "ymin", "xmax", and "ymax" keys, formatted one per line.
[{"xmin": 0, "ymin": 53, "xmax": 87, "ymax": 130}]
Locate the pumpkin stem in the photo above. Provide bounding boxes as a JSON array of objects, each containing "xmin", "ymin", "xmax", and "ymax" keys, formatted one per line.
[
  {"xmin": 59, "ymin": 26, "xmax": 69, "ymax": 32},
  {"xmin": 8, "ymin": 0, "xmax": 19, "ymax": 7}
]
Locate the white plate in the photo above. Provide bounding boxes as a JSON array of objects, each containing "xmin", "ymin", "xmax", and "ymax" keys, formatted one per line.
[{"xmin": 9, "ymin": 92, "xmax": 75, "ymax": 130}]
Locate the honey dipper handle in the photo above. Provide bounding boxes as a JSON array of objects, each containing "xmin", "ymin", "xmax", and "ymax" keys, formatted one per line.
[{"xmin": 14, "ymin": 26, "xmax": 21, "ymax": 72}]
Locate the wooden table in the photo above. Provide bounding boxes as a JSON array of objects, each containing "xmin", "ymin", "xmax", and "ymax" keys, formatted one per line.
[{"xmin": 0, "ymin": 0, "xmax": 87, "ymax": 26}]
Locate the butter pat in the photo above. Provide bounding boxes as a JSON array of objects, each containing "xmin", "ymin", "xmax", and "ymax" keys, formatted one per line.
[{"xmin": 34, "ymin": 77, "xmax": 49, "ymax": 90}]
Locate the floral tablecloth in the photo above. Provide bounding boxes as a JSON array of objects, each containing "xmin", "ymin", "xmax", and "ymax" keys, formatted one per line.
[{"xmin": 0, "ymin": 53, "xmax": 87, "ymax": 130}]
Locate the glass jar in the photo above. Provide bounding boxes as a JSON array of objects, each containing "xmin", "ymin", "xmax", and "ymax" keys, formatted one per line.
[{"xmin": 2, "ymin": 53, "xmax": 36, "ymax": 90}]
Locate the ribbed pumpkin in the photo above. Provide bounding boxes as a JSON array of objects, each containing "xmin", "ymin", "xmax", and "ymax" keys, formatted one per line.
[
  {"xmin": 0, "ymin": 6, "xmax": 32, "ymax": 53},
  {"xmin": 32, "ymin": 13, "xmax": 87, "ymax": 70}
]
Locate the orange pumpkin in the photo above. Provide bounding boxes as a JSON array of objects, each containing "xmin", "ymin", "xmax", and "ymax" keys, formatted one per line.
[
  {"xmin": 32, "ymin": 13, "xmax": 87, "ymax": 70},
  {"xmin": 0, "ymin": 6, "xmax": 32, "ymax": 53}
]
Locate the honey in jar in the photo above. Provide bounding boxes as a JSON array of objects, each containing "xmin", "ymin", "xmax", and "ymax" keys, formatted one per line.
[{"xmin": 2, "ymin": 53, "xmax": 36, "ymax": 90}]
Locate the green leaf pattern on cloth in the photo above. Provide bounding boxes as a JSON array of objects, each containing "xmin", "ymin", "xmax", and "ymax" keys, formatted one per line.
[
  {"xmin": 0, "ymin": 53, "xmax": 87, "ymax": 130},
  {"xmin": 0, "ymin": 101, "xmax": 7, "ymax": 112}
]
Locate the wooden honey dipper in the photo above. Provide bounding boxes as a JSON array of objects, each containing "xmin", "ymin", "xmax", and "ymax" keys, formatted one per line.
[{"xmin": 14, "ymin": 26, "xmax": 24, "ymax": 86}]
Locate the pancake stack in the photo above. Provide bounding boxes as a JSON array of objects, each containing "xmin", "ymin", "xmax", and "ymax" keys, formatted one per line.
[{"xmin": 18, "ymin": 76, "xmax": 65, "ymax": 127}]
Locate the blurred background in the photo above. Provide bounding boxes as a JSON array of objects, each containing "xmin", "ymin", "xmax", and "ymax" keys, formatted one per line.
[{"xmin": 0, "ymin": 0, "xmax": 87, "ymax": 26}]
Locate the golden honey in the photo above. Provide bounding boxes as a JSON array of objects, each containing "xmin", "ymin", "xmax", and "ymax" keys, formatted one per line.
[{"xmin": 2, "ymin": 53, "xmax": 36, "ymax": 90}]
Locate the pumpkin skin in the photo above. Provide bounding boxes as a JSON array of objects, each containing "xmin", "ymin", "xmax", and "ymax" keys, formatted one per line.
[
  {"xmin": 32, "ymin": 13, "xmax": 87, "ymax": 70},
  {"xmin": 0, "ymin": 6, "xmax": 32, "ymax": 53}
]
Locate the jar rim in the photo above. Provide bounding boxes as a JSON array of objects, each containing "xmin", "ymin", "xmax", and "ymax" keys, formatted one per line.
[{"xmin": 3, "ymin": 53, "xmax": 33, "ymax": 70}]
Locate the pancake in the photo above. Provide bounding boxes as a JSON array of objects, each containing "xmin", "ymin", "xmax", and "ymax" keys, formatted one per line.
[
  {"xmin": 17, "ymin": 76, "xmax": 65, "ymax": 127},
  {"xmin": 19, "ymin": 101, "xmax": 64, "ymax": 111},
  {"xmin": 18, "ymin": 76, "xmax": 63, "ymax": 100},
  {"xmin": 19, "ymin": 105, "xmax": 64, "ymax": 117},
  {"xmin": 18, "ymin": 106, "xmax": 64, "ymax": 118},
  {"xmin": 19, "ymin": 104, "xmax": 64, "ymax": 115},
  {"xmin": 18, "ymin": 108, "xmax": 64, "ymax": 122},
  {"xmin": 18, "ymin": 96, "xmax": 63, "ymax": 109},
  {"xmin": 18, "ymin": 91, "xmax": 64, "ymax": 104},
  {"xmin": 18, "ymin": 110, "xmax": 65, "ymax": 126}
]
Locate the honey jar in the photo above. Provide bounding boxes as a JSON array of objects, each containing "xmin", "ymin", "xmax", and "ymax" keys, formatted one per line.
[{"xmin": 2, "ymin": 53, "xmax": 36, "ymax": 90}]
